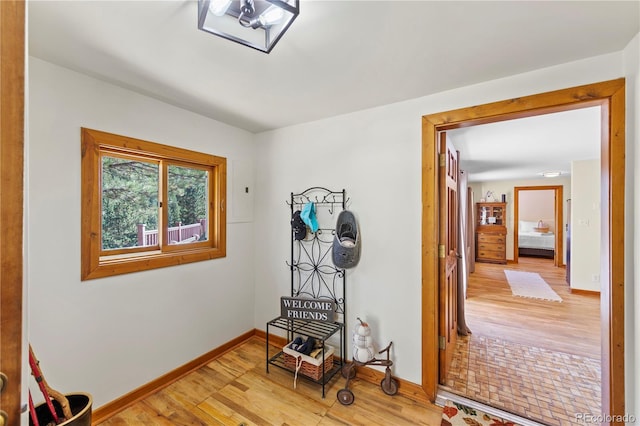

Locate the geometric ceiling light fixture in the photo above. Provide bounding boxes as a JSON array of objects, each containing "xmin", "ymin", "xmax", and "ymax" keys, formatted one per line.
[
  {"xmin": 541, "ymin": 171, "xmax": 562, "ymax": 178},
  {"xmin": 197, "ymin": 0, "xmax": 299, "ymax": 53}
]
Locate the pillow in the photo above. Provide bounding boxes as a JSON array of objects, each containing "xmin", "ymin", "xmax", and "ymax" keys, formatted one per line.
[{"xmin": 519, "ymin": 221, "xmax": 538, "ymax": 232}]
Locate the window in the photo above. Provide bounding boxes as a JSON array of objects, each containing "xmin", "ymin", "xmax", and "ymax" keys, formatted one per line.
[{"xmin": 81, "ymin": 128, "xmax": 226, "ymax": 280}]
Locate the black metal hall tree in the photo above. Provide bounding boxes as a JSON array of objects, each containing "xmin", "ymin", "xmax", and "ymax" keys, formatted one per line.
[{"xmin": 266, "ymin": 187, "xmax": 348, "ymax": 398}]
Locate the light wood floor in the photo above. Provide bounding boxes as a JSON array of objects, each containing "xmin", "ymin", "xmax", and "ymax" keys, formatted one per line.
[
  {"xmin": 464, "ymin": 257, "xmax": 600, "ymax": 358},
  {"xmin": 96, "ymin": 258, "xmax": 598, "ymax": 425},
  {"xmin": 440, "ymin": 257, "xmax": 602, "ymax": 424},
  {"xmin": 97, "ymin": 337, "xmax": 444, "ymax": 425}
]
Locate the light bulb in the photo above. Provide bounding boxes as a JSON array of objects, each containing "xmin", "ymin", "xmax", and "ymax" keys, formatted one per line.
[
  {"xmin": 259, "ymin": 6, "xmax": 284, "ymax": 26},
  {"xmin": 208, "ymin": 0, "xmax": 232, "ymax": 17}
]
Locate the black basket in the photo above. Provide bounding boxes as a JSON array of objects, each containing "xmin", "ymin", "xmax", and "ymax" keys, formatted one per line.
[{"xmin": 29, "ymin": 393, "xmax": 92, "ymax": 426}]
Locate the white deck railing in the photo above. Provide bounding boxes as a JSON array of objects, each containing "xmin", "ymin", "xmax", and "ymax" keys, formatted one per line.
[{"xmin": 137, "ymin": 219, "xmax": 207, "ymax": 246}]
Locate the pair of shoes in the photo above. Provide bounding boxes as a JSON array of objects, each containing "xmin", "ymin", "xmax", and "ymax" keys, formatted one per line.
[
  {"xmin": 289, "ymin": 337, "xmax": 304, "ymax": 351},
  {"xmin": 332, "ymin": 210, "xmax": 360, "ymax": 269},
  {"xmin": 289, "ymin": 336, "xmax": 316, "ymax": 356}
]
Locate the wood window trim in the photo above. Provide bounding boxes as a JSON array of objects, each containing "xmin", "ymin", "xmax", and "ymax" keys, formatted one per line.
[{"xmin": 81, "ymin": 128, "xmax": 226, "ymax": 280}]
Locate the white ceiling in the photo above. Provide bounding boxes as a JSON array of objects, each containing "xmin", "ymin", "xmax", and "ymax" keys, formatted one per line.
[
  {"xmin": 28, "ymin": 1, "xmax": 639, "ymax": 134},
  {"xmin": 447, "ymin": 106, "xmax": 601, "ymax": 183}
]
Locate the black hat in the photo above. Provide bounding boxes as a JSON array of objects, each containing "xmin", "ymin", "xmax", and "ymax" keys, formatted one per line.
[{"xmin": 291, "ymin": 210, "xmax": 307, "ymax": 240}]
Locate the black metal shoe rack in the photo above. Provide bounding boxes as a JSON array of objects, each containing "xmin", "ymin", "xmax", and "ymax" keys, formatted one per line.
[{"xmin": 266, "ymin": 187, "xmax": 348, "ymax": 398}]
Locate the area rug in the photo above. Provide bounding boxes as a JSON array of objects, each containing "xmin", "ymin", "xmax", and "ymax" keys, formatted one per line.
[
  {"xmin": 441, "ymin": 400, "xmax": 520, "ymax": 426},
  {"xmin": 503, "ymin": 270, "xmax": 562, "ymax": 302}
]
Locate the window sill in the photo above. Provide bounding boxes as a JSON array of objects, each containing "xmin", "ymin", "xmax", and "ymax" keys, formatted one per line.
[{"xmin": 82, "ymin": 246, "xmax": 225, "ymax": 280}]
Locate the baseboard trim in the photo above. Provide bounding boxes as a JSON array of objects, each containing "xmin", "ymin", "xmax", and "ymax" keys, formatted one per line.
[
  {"xmin": 92, "ymin": 329, "xmax": 256, "ymax": 424},
  {"xmin": 570, "ymin": 288, "xmax": 601, "ymax": 296},
  {"xmin": 254, "ymin": 328, "xmax": 287, "ymax": 347}
]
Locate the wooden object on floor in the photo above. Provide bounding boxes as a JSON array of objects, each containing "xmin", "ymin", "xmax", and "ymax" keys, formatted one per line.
[
  {"xmin": 475, "ymin": 202, "xmax": 507, "ymax": 264},
  {"xmin": 96, "ymin": 336, "xmax": 443, "ymax": 426}
]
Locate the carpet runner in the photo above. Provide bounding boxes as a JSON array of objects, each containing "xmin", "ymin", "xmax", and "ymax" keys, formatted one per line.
[{"xmin": 503, "ymin": 270, "xmax": 562, "ymax": 302}]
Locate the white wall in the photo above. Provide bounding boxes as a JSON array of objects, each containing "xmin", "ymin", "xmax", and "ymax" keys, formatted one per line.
[
  {"xmin": 519, "ymin": 189, "xmax": 555, "ymax": 228},
  {"xmin": 27, "ymin": 58, "xmax": 256, "ymax": 408},
  {"xmin": 570, "ymin": 160, "xmax": 601, "ymax": 291},
  {"xmin": 254, "ymin": 49, "xmax": 632, "ymax": 388}
]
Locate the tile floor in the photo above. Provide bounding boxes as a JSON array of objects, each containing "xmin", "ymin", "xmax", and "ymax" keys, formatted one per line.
[{"xmin": 442, "ymin": 334, "xmax": 601, "ymax": 425}]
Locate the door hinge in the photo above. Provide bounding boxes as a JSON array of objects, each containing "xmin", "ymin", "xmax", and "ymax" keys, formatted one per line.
[
  {"xmin": 439, "ymin": 336, "xmax": 446, "ymax": 350},
  {"xmin": 439, "ymin": 153, "xmax": 446, "ymax": 167},
  {"xmin": 438, "ymin": 244, "xmax": 445, "ymax": 258}
]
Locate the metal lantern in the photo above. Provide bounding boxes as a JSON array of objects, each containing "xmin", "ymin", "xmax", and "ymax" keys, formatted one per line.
[{"xmin": 197, "ymin": 0, "xmax": 299, "ymax": 53}]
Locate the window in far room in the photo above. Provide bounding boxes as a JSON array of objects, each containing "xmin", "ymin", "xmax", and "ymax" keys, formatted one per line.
[{"xmin": 81, "ymin": 128, "xmax": 226, "ymax": 280}]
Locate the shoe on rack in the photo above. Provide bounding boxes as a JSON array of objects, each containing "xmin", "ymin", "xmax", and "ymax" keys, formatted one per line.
[
  {"xmin": 297, "ymin": 337, "xmax": 316, "ymax": 356},
  {"xmin": 332, "ymin": 210, "xmax": 360, "ymax": 269},
  {"xmin": 289, "ymin": 336, "xmax": 304, "ymax": 351}
]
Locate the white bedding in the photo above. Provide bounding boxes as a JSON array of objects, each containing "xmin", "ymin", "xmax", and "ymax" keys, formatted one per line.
[{"xmin": 518, "ymin": 231, "xmax": 555, "ymax": 250}]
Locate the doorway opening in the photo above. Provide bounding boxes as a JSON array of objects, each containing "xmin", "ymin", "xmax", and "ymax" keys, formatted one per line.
[
  {"xmin": 439, "ymin": 132, "xmax": 599, "ymax": 423},
  {"xmin": 421, "ymin": 79, "xmax": 625, "ymax": 422},
  {"xmin": 514, "ymin": 186, "xmax": 564, "ymax": 267}
]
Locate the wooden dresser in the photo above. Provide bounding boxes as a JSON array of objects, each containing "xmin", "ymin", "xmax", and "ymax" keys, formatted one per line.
[{"xmin": 476, "ymin": 202, "xmax": 507, "ymax": 264}]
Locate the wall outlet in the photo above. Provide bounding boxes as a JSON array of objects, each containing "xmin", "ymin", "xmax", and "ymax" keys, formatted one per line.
[
  {"xmin": 592, "ymin": 274, "xmax": 600, "ymax": 282},
  {"xmin": 578, "ymin": 218, "xmax": 590, "ymax": 226}
]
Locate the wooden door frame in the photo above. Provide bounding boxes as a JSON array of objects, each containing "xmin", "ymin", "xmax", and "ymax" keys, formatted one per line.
[
  {"xmin": 421, "ymin": 79, "xmax": 625, "ymax": 422},
  {"xmin": 0, "ymin": 0, "xmax": 25, "ymax": 423},
  {"xmin": 513, "ymin": 185, "xmax": 564, "ymax": 267}
]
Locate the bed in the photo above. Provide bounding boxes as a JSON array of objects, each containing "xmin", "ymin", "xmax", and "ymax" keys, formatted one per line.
[{"xmin": 518, "ymin": 220, "xmax": 555, "ymax": 258}]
